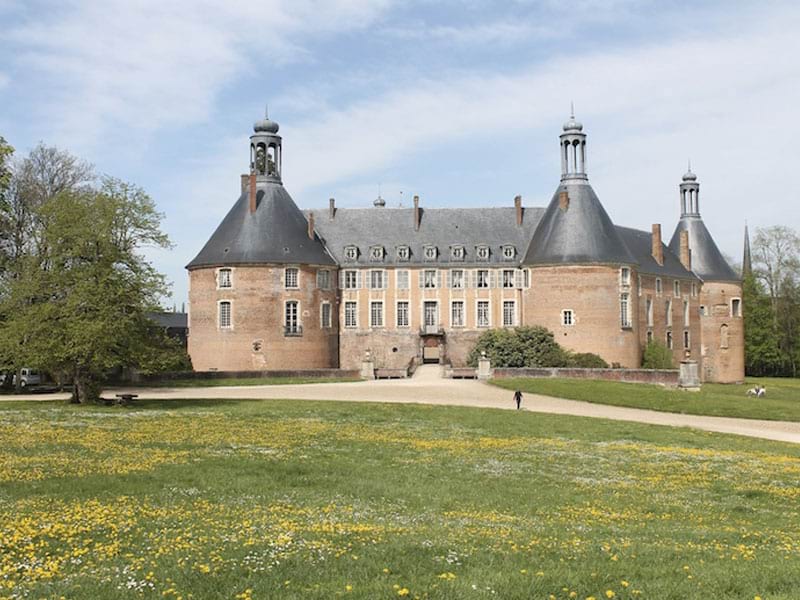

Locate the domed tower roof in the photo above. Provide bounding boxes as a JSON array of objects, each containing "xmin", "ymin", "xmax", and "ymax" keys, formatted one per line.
[
  {"xmin": 523, "ymin": 111, "xmax": 635, "ymax": 266},
  {"xmin": 668, "ymin": 168, "xmax": 738, "ymax": 282},
  {"xmin": 186, "ymin": 111, "xmax": 334, "ymax": 269}
]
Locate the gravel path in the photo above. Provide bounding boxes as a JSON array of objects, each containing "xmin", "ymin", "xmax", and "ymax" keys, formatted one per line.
[{"xmin": 6, "ymin": 365, "xmax": 800, "ymax": 444}]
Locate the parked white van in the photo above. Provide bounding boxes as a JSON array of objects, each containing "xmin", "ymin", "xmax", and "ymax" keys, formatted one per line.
[{"xmin": 1, "ymin": 369, "xmax": 42, "ymax": 387}]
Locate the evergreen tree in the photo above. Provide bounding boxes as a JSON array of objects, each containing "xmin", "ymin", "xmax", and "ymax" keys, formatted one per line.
[{"xmin": 743, "ymin": 272, "xmax": 783, "ymax": 376}]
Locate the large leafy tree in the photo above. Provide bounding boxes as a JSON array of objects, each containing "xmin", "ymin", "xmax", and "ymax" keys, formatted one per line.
[
  {"xmin": 1, "ymin": 178, "xmax": 171, "ymax": 402},
  {"xmin": 742, "ymin": 273, "xmax": 783, "ymax": 376}
]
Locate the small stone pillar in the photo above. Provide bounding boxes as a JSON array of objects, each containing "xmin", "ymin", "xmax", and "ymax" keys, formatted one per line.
[
  {"xmin": 477, "ymin": 351, "xmax": 492, "ymax": 380},
  {"xmin": 679, "ymin": 359, "xmax": 700, "ymax": 390},
  {"xmin": 361, "ymin": 350, "xmax": 375, "ymax": 380}
]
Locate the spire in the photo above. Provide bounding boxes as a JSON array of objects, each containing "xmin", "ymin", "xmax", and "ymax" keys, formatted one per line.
[
  {"xmin": 679, "ymin": 163, "xmax": 700, "ymax": 216},
  {"xmin": 560, "ymin": 107, "xmax": 587, "ymax": 182},
  {"xmin": 743, "ymin": 222, "xmax": 752, "ymax": 276}
]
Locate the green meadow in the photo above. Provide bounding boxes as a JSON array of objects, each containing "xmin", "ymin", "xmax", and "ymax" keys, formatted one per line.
[{"xmin": 1, "ymin": 399, "xmax": 798, "ymax": 599}]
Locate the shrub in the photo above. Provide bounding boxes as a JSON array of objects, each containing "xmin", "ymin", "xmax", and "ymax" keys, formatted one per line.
[
  {"xmin": 568, "ymin": 352, "xmax": 609, "ymax": 369},
  {"xmin": 467, "ymin": 326, "xmax": 570, "ymax": 368},
  {"xmin": 641, "ymin": 340, "xmax": 674, "ymax": 369}
]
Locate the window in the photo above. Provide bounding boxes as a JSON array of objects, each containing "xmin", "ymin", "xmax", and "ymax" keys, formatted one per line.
[
  {"xmin": 397, "ymin": 246, "xmax": 410, "ymax": 261},
  {"xmin": 655, "ymin": 278, "xmax": 663, "ymax": 295},
  {"xmin": 369, "ymin": 269, "xmax": 385, "ymax": 289},
  {"xmin": 691, "ymin": 282, "xmax": 698, "ymax": 297},
  {"xmin": 219, "ymin": 301, "xmax": 232, "ymax": 329},
  {"xmin": 674, "ymin": 280, "xmax": 680, "ymax": 297},
  {"xmin": 620, "ymin": 267, "xmax": 631, "ymax": 287},
  {"xmin": 321, "ymin": 302, "xmax": 332, "ymax": 328},
  {"xmin": 396, "ymin": 270, "xmax": 409, "ymax": 290},
  {"xmin": 343, "ymin": 270, "xmax": 358, "ymax": 289},
  {"xmin": 285, "ymin": 267, "xmax": 299, "ymax": 289},
  {"xmin": 450, "ymin": 269, "xmax": 464, "ymax": 289},
  {"xmin": 369, "ymin": 246, "xmax": 384, "ymax": 261},
  {"xmin": 666, "ymin": 331, "xmax": 673, "ymax": 349},
  {"xmin": 370, "ymin": 301, "xmax": 384, "ymax": 328},
  {"xmin": 424, "ymin": 301, "xmax": 438, "ymax": 327},
  {"xmin": 646, "ymin": 298, "xmax": 654, "ymax": 327},
  {"xmin": 637, "ymin": 276, "xmax": 642, "ymax": 297},
  {"xmin": 731, "ymin": 298, "xmax": 742, "ymax": 317},
  {"xmin": 502, "ymin": 245, "xmax": 515, "ymax": 261},
  {"xmin": 423, "ymin": 246, "xmax": 437, "ymax": 261},
  {"xmin": 396, "ymin": 301, "xmax": 409, "ymax": 328},
  {"xmin": 344, "ymin": 246, "xmax": 358, "ymax": 261},
  {"xmin": 502, "ymin": 269, "xmax": 515, "ymax": 289},
  {"xmin": 562, "ymin": 309, "xmax": 574, "ymax": 326},
  {"xmin": 423, "ymin": 269, "xmax": 438, "ymax": 288},
  {"xmin": 476, "ymin": 245, "xmax": 490, "ymax": 261},
  {"xmin": 646, "ymin": 330, "xmax": 653, "ymax": 344},
  {"xmin": 218, "ymin": 268, "xmax": 232, "ymax": 289},
  {"xmin": 317, "ymin": 269, "xmax": 330, "ymax": 289},
  {"xmin": 477, "ymin": 301, "xmax": 490, "ymax": 327},
  {"xmin": 476, "ymin": 269, "xmax": 489, "ymax": 288},
  {"xmin": 523, "ymin": 269, "xmax": 530, "ymax": 288},
  {"xmin": 450, "ymin": 245, "xmax": 465, "ymax": 261},
  {"xmin": 451, "ymin": 301, "xmax": 465, "ymax": 327},
  {"xmin": 620, "ymin": 293, "xmax": 631, "ymax": 328},
  {"xmin": 683, "ymin": 330, "xmax": 690, "ymax": 350},
  {"xmin": 683, "ymin": 300, "xmax": 690, "ymax": 326},
  {"xmin": 666, "ymin": 299, "xmax": 673, "ymax": 327},
  {"xmin": 284, "ymin": 301, "xmax": 300, "ymax": 335},
  {"xmin": 344, "ymin": 302, "xmax": 357, "ymax": 328},
  {"xmin": 503, "ymin": 300, "xmax": 516, "ymax": 327}
]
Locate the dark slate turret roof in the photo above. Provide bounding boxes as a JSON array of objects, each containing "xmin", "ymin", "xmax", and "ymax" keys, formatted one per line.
[
  {"xmin": 306, "ymin": 206, "xmax": 544, "ymax": 266},
  {"xmin": 615, "ymin": 226, "xmax": 696, "ymax": 279},
  {"xmin": 669, "ymin": 217, "xmax": 739, "ymax": 282},
  {"xmin": 523, "ymin": 183, "xmax": 636, "ymax": 266},
  {"xmin": 187, "ymin": 183, "xmax": 335, "ymax": 269}
]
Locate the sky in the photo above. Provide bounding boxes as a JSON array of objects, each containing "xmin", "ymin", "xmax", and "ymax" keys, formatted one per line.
[{"xmin": 1, "ymin": 0, "xmax": 798, "ymax": 305}]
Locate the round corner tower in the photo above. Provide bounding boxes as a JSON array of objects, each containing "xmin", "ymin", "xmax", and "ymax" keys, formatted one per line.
[{"xmin": 186, "ymin": 110, "xmax": 339, "ymax": 371}]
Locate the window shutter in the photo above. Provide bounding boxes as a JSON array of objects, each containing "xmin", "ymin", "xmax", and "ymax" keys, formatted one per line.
[
  {"xmin": 366, "ymin": 272, "xmax": 372, "ymax": 289},
  {"xmin": 418, "ymin": 271, "xmax": 425, "ymax": 288},
  {"xmin": 383, "ymin": 270, "xmax": 388, "ymax": 289},
  {"xmin": 514, "ymin": 269, "xmax": 524, "ymax": 289},
  {"xmin": 489, "ymin": 270, "xmax": 496, "ymax": 288},
  {"xmin": 338, "ymin": 271, "xmax": 345, "ymax": 289},
  {"xmin": 446, "ymin": 270, "xmax": 452, "ymax": 289},
  {"xmin": 437, "ymin": 271, "xmax": 444, "ymax": 289},
  {"xmin": 356, "ymin": 271, "xmax": 362, "ymax": 289}
]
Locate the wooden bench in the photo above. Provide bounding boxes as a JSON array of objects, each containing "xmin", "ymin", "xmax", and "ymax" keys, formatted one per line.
[{"xmin": 115, "ymin": 393, "xmax": 139, "ymax": 406}]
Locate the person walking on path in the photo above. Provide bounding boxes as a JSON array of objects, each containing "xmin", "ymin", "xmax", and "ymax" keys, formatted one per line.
[{"xmin": 513, "ymin": 390, "xmax": 523, "ymax": 410}]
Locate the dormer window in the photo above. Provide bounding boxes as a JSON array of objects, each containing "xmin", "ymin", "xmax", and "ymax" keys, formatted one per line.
[
  {"xmin": 502, "ymin": 245, "xmax": 515, "ymax": 261},
  {"xmin": 424, "ymin": 245, "xmax": 438, "ymax": 261},
  {"xmin": 450, "ymin": 245, "xmax": 465, "ymax": 261},
  {"xmin": 397, "ymin": 246, "xmax": 410, "ymax": 261},
  {"xmin": 476, "ymin": 245, "xmax": 490, "ymax": 261},
  {"xmin": 369, "ymin": 245, "xmax": 385, "ymax": 262},
  {"xmin": 344, "ymin": 246, "xmax": 358, "ymax": 261}
]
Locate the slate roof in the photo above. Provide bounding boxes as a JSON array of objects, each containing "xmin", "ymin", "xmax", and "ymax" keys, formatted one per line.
[
  {"xmin": 523, "ymin": 183, "xmax": 637, "ymax": 266},
  {"xmin": 147, "ymin": 311, "xmax": 188, "ymax": 329},
  {"xmin": 615, "ymin": 226, "xmax": 696, "ymax": 279},
  {"xmin": 669, "ymin": 216, "xmax": 739, "ymax": 282},
  {"xmin": 187, "ymin": 182, "xmax": 335, "ymax": 269},
  {"xmin": 306, "ymin": 206, "xmax": 544, "ymax": 267}
]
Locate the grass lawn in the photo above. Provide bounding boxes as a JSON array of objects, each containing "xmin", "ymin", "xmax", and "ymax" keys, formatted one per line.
[
  {"xmin": 2, "ymin": 399, "xmax": 799, "ymax": 599},
  {"xmin": 128, "ymin": 376, "xmax": 363, "ymax": 388},
  {"xmin": 493, "ymin": 376, "xmax": 800, "ymax": 422}
]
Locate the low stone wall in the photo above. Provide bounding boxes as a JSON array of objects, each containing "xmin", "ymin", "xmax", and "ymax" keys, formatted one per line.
[
  {"xmin": 492, "ymin": 367, "xmax": 679, "ymax": 386},
  {"xmin": 132, "ymin": 369, "xmax": 360, "ymax": 383}
]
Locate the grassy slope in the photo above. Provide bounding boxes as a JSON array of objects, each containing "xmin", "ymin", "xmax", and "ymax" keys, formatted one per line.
[
  {"xmin": 1, "ymin": 399, "xmax": 799, "ymax": 599},
  {"xmin": 493, "ymin": 376, "xmax": 800, "ymax": 422}
]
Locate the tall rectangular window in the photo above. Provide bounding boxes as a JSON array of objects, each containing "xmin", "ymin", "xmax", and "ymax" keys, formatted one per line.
[
  {"xmin": 219, "ymin": 301, "xmax": 231, "ymax": 329},
  {"xmin": 451, "ymin": 301, "xmax": 464, "ymax": 327},
  {"xmin": 218, "ymin": 268, "xmax": 232, "ymax": 289},
  {"xmin": 666, "ymin": 331, "xmax": 673, "ymax": 349},
  {"xmin": 477, "ymin": 301, "xmax": 490, "ymax": 327},
  {"xmin": 370, "ymin": 301, "xmax": 384, "ymax": 328},
  {"xmin": 284, "ymin": 301, "xmax": 299, "ymax": 334},
  {"xmin": 646, "ymin": 298, "xmax": 653, "ymax": 327},
  {"xmin": 620, "ymin": 267, "xmax": 631, "ymax": 286},
  {"xmin": 656, "ymin": 278, "xmax": 662, "ymax": 295},
  {"xmin": 637, "ymin": 275, "xmax": 642, "ymax": 296},
  {"xmin": 503, "ymin": 300, "xmax": 515, "ymax": 327},
  {"xmin": 344, "ymin": 302, "xmax": 357, "ymax": 328},
  {"xmin": 683, "ymin": 300, "xmax": 690, "ymax": 326},
  {"xmin": 423, "ymin": 269, "xmax": 438, "ymax": 289},
  {"xmin": 674, "ymin": 280, "xmax": 680, "ymax": 297},
  {"xmin": 396, "ymin": 270, "xmax": 409, "ymax": 290},
  {"xmin": 396, "ymin": 301, "xmax": 409, "ymax": 328},
  {"xmin": 502, "ymin": 269, "xmax": 515, "ymax": 288},
  {"xmin": 731, "ymin": 298, "xmax": 742, "ymax": 317},
  {"xmin": 450, "ymin": 269, "xmax": 464, "ymax": 289},
  {"xmin": 285, "ymin": 267, "xmax": 299, "ymax": 289},
  {"xmin": 321, "ymin": 302, "xmax": 332, "ymax": 328},
  {"xmin": 369, "ymin": 269, "xmax": 384, "ymax": 289},
  {"xmin": 476, "ymin": 269, "xmax": 489, "ymax": 288},
  {"xmin": 562, "ymin": 309, "xmax": 574, "ymax": 326},
  {"xmin": 683, "ymin": 330, "xmax": 690, "ymax": 349},
  {"xmin": 620, "ymin": 293, "xmax": 631, "ymax": 328},
  {"xmin": 666, "ymin": 299, "xmax": 673, "ymax": 327},
  {"xmin": 691, "ymin": 282, "xmax": 698, "ymax": 297},
  {"xmin": 344, "ymin": 270, "xmax": 358, "ymax": 289},
  {"xmin": 317, "ymin": 269, "xmax": 330, "ymax": 289}
]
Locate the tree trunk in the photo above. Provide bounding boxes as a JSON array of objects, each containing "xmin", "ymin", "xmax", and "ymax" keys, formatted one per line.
[{"xmin": 14, "ymin": 367, "xmax": 22, "ymax": 394}]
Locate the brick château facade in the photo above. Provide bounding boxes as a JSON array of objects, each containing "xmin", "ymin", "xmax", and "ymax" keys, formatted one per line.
[{"xmin": 186, "ymin": 111, "xmax": 745, "ymax": 382}]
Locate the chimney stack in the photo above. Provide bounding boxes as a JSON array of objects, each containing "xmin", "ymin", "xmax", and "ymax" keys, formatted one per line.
[
  {"xmin": 651, "ymin": 224, "xmax": 664, "ymax": 265},
  {"xmin": 514, "ymin": 195, "xmax": 523, "ymax": 226},
  {"xmin": 558, "ymin": 191, "xmax": 570, "ymax": 211},
  {"xmin": 329, "ymin": 197, "xmax": 336, "ymax": 220},
  {"xmin": 241, "ymin": 174, "xmax": 249, "ymax": 195},
  {"xmin": 249, "ymin": 173, "xmax": 257, "ymax": 214},
  {"xmin": 679, "ymin": 229, "xmax": 692, "ymax": 271},
  {"xmin": 307, "ymin": 212, "xmax": 315, "ymax": 240},
  {"xmin": 413, "ymin": 195, "xmax": 421, "ymax": 231}
]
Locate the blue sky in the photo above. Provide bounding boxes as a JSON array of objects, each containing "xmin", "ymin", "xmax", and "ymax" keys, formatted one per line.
[{"xmin": 2, "ymin": 0, "xmax": 798, "ymax": 305}]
